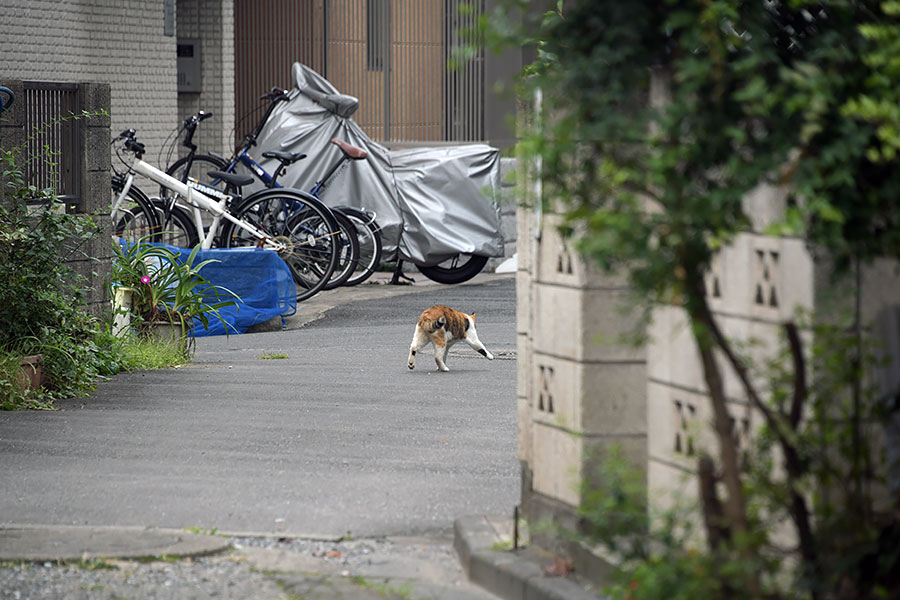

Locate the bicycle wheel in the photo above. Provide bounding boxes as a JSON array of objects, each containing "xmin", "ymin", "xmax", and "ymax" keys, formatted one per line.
[
  {"xmin": 221, "ymin": 189, "xmax": 340, "ymax": 302},
  {"xmin": 110, "ymin": 177, "xmax": 159, "ymax": 243},
  {"xmin": 322, "ymin": 208, "xmax": 360, "ymax": 290},
  {"xmin": 148, "ymin": 200, "xmax": 199, "ymax": 248},
  {"xmin": 164, "ymin": 154, "xmax": 229, "ymax": 195},
  {"xmin": 416, "ymin": 253, "xmax": 489, "ymax": 284},
  {"xmin": 334, "ymin": 206, "xmax": 382, "ymax": 287}
]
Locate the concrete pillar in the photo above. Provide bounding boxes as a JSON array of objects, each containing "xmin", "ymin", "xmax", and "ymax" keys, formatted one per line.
[
  {"xmin": 73, "ymin": 82, "xmax": 113, "ymax": 316},
  {"xmin": 516, "ymin": 86, "xmax": 647, "ymax": 572}
]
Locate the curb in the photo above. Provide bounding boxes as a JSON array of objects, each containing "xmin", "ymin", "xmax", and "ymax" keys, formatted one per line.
[
  {"xmin": 453, "ymin": 515, "xmax": 601, "ymax": 600},
  {"xmin": 0, "ymin": 525, "xmax": 231, "ymax": 562}
]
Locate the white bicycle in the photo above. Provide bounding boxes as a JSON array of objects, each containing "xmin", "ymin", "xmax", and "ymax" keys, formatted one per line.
[{"xmin": 112, "ymin": 129, "xmax": 340, "ymax": 302}]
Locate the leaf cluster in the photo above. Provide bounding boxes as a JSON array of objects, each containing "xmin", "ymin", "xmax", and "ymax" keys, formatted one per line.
[
  {"xmin": 109, "ymin": 238, "xmax": 239, "ymax": 338},
  {"xmin": 502, "ymin": 0, "xmax": 900, "ymax": 293}
]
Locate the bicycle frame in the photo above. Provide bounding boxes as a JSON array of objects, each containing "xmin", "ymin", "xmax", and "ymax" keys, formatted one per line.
[
  {"xmin": 110, "ymin": 171, "xmax": 137, "ymax": 225},
  {"xmin": 130, "ymin": 158, "xmax": 284, "ymax": 252}
]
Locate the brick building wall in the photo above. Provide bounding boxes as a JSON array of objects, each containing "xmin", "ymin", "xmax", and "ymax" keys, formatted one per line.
[
  {"xmin": 0, "ymin": 1, "xmax": 178, "ymax": 168},
  {"xmin": 176, "ymin": 0, "xmax": 235, "ymax": 156}
]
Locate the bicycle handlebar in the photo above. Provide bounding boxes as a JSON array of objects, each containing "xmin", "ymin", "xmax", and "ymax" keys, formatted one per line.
[
  {"xmin": 114, "ymin": 128, "xmax": 136, "ymax": 142},
  {"xmin": 180, "ymin": 111, "xmax": 212, "ymax": 150},
  {"xmin": 183, "ymin": 110, "xmax": 213, "ymax": 128},
  {"xmin": 125, "ymin": 138, "xmax": 145, "ymax": 159},
  {"xmin": 113, "ymin": 129, "xmax": 144, "ymax": 158},
  {"xmin": 259, "ymin": 87, "xmax": 289, "ymax": 102}
]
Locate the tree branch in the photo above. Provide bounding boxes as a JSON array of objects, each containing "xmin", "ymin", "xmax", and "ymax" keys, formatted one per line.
[{"xmin": 785, "ymin": 322, "xmax": 806, "ymax": 429}]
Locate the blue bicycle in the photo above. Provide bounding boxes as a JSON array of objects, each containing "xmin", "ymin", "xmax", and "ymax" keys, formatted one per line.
[{"xmin": 0, "ymin": 86, "xmax": 14, "ymax": 116}]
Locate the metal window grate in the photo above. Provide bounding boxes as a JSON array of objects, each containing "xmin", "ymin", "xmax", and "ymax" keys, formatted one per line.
[{"xmin": 23, "ymin": 82, "xmax": 81, "ymax": 206}]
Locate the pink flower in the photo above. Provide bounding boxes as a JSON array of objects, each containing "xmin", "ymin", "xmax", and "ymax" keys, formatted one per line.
[{"xmin": 140, "ymin": 275, "xmax": 151, "ymax": 285}]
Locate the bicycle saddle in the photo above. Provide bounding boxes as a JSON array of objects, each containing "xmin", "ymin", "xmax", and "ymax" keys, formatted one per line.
[
  {"xmin": 331, "ymin": 138, "xmax": 367, "ymax": 160},
  {"xmin": 261, "ymin": 150, "xmax": 307, "ymax": 165},
  {"xmin": 208, "ymin": 170, "xmax": 254, "ymax": 188}
]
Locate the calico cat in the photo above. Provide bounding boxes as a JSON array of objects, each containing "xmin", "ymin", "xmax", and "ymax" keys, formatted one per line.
[{"xmin": 407, "ymin": 305, "xmax": 494, "ymax": 372}]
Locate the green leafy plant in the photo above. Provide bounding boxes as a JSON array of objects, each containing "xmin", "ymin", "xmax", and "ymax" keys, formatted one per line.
[
  {"xmin": 109, "ymin": 238, "xmax": 239, "ymax": 350},
  {"xmin": 0, "ymin": 112, "xmax": 122, "ymax": 407}
]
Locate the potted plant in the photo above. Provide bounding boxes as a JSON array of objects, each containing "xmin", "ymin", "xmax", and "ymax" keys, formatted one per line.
[{"xmin": 109, "ymin": 238, "xmax": 239, "ymax": 353}]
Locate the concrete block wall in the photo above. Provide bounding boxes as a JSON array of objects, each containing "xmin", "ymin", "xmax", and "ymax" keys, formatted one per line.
[
  {"xmin": 487, "ymin": 156, "xmax": 518, "ymax": 270},
  {"xmin": 517, "ymin": 197, "xmax": 647, "ymax": 526},
  {"xmin": 646, "ymin": 204, "xmax": 818, "ymax": 513}
]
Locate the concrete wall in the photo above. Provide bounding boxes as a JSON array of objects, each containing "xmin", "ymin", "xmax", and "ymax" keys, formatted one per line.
[
  {"xmin": 1, "ymin": 0, "xmax": 233, "ymax": 312},
  {"xmin": 1, "ymin": 0, "xmax": 233, "ymax": 175},
  {"xmin": 517, "ymin": 149, "xmax": 900, "ymax": 563},
  {"xmin": 517, "ymin": 152, "xmax": 647, "ymax": 559},
  {"xmin": 0, "ymin": 80, "xmax": 112, "ymax": 316}
]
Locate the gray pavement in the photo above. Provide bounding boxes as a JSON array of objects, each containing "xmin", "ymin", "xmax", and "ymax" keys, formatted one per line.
[{"xmin": 0, "ymin": 272, "xmax": 520, "ymax": 599}]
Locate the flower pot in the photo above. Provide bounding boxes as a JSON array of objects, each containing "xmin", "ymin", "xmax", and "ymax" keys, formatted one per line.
[
  {"xmin": 17, "ymin": 354, "xmax": 43, "ymax": 391},
  {"xmin": 150, "ymin": 321, "xmax": 186, "ymax": 343},
  {"xmin": 149, "ymin": 320, "xmax": 195, "ymax": 356},
  {"xmin": 112, "ymin": 287, "xmax": 134, "ymax": 338}
]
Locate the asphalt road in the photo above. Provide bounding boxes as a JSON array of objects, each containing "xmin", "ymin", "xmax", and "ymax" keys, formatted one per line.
[{"xmin": 0, "ymin": 275, "xmax": 519, "ymax": 539}]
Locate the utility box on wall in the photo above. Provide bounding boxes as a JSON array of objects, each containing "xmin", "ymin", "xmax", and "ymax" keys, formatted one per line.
[{"xmin": 177, "ymin": 39, "xmax": 201, "ymax": 93}]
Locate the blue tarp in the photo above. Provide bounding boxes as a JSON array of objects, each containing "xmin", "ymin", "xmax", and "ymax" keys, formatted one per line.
[{"xmin": 147, "ymin": 244, "xmax": 296, "ymax": 337}]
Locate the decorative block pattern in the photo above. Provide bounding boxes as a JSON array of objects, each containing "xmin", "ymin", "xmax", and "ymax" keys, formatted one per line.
[
  {"xmin": 530, "ymin": 355, "xmax": 578, "ymax": 431},
  {"xmin": 704, "ymin": 249, "xmax": 724, "ymax": 308},
  {"xmin": 753, "ymin": 243, "xmax": 781, "ymax": 313},
  {"xmin": 537, "ymin": 364, "xmax": 556, "ymax": 415}
]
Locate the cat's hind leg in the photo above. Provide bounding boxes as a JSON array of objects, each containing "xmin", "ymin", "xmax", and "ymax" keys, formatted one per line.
[
  {"xmin": 408, "ymin": 325, "xmax": 429, "ymax": 370},
  {"xmin": 464, "ymin": 328, "xmax": 495, "ymax": 360},
  {"xmin": 432, "ymin": 331, "xmax": 450, "ymax": 372}
]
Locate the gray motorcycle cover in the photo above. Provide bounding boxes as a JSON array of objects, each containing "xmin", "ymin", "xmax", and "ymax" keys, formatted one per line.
[{"xmin": 245, "ymin": 62, "xmax": 503, "ymax": 266}]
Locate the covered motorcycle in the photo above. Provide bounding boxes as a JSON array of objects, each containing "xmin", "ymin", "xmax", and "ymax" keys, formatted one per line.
[{"xmin": 245, "ymin": 62, "xmax": 504, "ymax": 282}]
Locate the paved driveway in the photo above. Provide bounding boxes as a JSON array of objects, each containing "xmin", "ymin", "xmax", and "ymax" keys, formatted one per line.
[{"xmin": 0, "ymin": 275, "xmax": 519, "ymax": 539}]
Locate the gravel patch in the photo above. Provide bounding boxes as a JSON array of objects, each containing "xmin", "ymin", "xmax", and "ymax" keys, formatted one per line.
[
  {"xmin": 0, "ymin": 554, "xmax": 283, "ymax": 600},
  {"xmin": 0, "ymin": 534, "xmax": 487, "ymax": 600}
]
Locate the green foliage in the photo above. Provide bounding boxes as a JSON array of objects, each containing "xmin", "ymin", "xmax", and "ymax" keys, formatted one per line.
[
  {"xmin": 578, "ymin": 323, "xmax": 898, "ymax": 599},
  {"xmin": 0, "ymin": 116, "xmax": 115, "ymax": 406},
  {"xmin": 0, "ymin": 111, "xmax": 195, "ymax": 409},
  {"xmin": 109, "ymin": 238, "xmax": 239, "ymax": 340},
  {"xmin": 485, "ymin": 0, "xmax": 900, "ymax": 597}
]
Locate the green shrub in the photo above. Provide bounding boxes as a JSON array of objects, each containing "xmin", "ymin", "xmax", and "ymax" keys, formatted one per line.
[{"xmin": 1, "ymin": 112, "xmax": 122, "ymax": 408}]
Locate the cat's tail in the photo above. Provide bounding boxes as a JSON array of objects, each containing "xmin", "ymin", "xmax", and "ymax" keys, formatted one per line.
[{"xmin": 422, "ymin": 315, "xmax": 446, "ymax": 333}]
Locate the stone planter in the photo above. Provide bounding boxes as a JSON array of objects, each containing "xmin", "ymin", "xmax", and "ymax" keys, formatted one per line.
[
  {"xmin": 17, "ymin": 354, "xmax": 43, "ymax": 391},
  {"xmin": 149, "ymin": 320, "xmax": 192, "ymax": 355},
  {"xmin": 150, "ymin": 321, "xmax": 185, "ymax": 343}
]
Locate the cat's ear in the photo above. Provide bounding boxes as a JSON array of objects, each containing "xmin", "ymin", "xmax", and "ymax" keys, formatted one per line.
[{"xmin": 470, "ymin": 313, "xmax": 476, "ymax": 320}]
